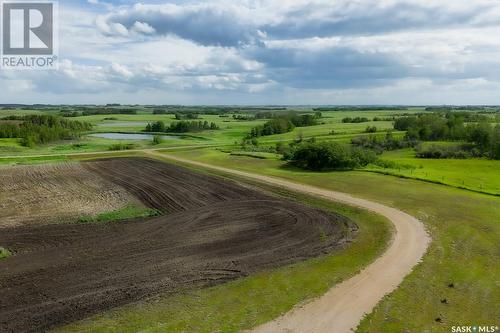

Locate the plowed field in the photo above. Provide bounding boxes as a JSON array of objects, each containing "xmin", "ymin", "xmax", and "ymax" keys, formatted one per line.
[
  {"xmin": 0, "ymin": 163, "xmax": 139, "ymax": 228},
  {"xmin": 0, "ymin": 158, "xmax": 355, "ymax": 332}
]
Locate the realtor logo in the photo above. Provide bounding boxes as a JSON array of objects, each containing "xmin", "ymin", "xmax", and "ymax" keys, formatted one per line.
[{"xmin": 1, "ymin": 0, "xmax": 58, "ymax": 69}]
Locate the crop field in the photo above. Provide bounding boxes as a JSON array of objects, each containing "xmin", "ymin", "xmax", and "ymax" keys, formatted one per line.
[
  {"xmin": 0, "ymin": 157, "xmax": 355, "ymax": 332},
  {"xmin": 0, "ymin": 162, "xmax": 139, "ymax": 227}
]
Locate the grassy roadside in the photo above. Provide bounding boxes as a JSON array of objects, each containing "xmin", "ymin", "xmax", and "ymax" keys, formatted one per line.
[
  {"xmin": 77, "ymin": 205, "xmax": 161, "ymax": 224},
  {"xmin": 161, "ymin": 148, "xmax": 500, "ymax": 332},
  {"xmin": 56, "ymin": 168, "xmax": 392, "ymax": 333}
]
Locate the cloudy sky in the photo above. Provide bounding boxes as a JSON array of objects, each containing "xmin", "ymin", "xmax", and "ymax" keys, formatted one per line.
[{"xmin": 2, "ymin": 0, "xmax": 500, "ymax": 105}]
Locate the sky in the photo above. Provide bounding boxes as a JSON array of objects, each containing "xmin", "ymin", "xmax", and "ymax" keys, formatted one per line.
[{"xmin": 2, "ymin": 0, "xmax": 500, "ymax": 105}]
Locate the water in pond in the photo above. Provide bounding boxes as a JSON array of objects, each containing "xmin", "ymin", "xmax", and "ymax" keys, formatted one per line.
[{"xmin": 88, "ymin": 133, "xmax": 179, "ymax": 140}]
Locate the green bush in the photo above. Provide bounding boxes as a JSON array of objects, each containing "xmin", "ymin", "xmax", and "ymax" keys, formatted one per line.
[
  {"xmin": 416, "ymin": 144, "xmax": 470, "ymax": 159},
  {"xmin": 351, "ymin": 132, "xmax": 418, "ymax": 153},
  {"xmin": 286, "ymin": 141, "xmax": 377, "ymax": 171},
  {"xmin": 0, "ymin": 247, "xmax": 12, "ymax": 259},
  {"xmin": 152, "ymin": 135, "xmax": 164, "ymax": 145},
  {"xmin": 108, "ymin": 143, "xmax": 136, "ymax": 151}
]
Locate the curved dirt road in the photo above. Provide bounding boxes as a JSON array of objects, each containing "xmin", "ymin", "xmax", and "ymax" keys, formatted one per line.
[{"xmin": 151, "ymin": 152, "xmax": 431, "ymax": 333}]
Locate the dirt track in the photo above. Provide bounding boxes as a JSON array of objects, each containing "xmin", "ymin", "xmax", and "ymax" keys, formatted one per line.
[
  {"xmin": 0, "ymin": 158, "xmax": 354, "ymax": 333},
  {"xmin": 150, "ymin": 152, "xmax": 431, "ymax": 333}
]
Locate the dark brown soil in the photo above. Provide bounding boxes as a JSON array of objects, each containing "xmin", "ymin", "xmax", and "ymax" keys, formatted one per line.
[{"xmin": 0, "ymin": 158, "xmax": 355, "ymax": 333}]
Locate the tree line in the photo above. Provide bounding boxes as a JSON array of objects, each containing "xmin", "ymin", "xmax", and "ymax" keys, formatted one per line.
[
  {"xmin": 342, "ymin": 117, "xmax": 370, "ymax": 123},
  {"xmin": 248, "ymin": 114, "xmax": 319, "ymax": 138},
  {"xmin": 0, "ymin": 115, "xmax": 92, "ymax": 147},
  {"xmin": 394, "ymin": 113, "xmax": 500, "ymax": 159},
  {"xmin": 145, "ymin": 120, "xmax": 219, "ymax": 133}
]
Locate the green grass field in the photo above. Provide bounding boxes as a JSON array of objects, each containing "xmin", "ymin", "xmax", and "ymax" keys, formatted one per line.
[
  {"xmin": 150, "ymin": 148, "xmax": 500, "ymax": 332},
  {"xmin": 77, "ymin": 204, "xmax": 161, "ymax": 224},
  {"xmin": 57, "ymin": 181, "xmax": 392, "ymax": 333},
  {"xmin": 0, "ymin": 108, "xmax": 426, "ymax": 156},
  {"xmin": 371, "ymin": 148, "xmax": 500, "ymax": 195}
]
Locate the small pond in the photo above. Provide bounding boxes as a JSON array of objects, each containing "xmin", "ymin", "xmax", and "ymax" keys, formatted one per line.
[{"xmin": 88, "ymin": 133, "xmax": 179, "ymax": 140}]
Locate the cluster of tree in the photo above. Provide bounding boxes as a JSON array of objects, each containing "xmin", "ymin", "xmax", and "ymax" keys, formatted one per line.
[
  {"xmin": 84, "ymin": 108, "xmax": 137, "ymax": 116},
  {"xmin": 153, "ymin": 109, "xmax": 167, "ymax": 115},
  {"xmin": 149, "ymin": 106, "xmax": 283, "ymax": 116},
  {"xmin": 415, "ymin": 145, "xmax": 473, "ymax": 159},
  {"xmin": 146, "ymin": 121, "xmax": 167, "ymax": 132},
  {"xmin": 0, "ymin": 123, "xmax": 22, "ymax": 139},
  {"xmin": 443, "ymin": 111, "xmax": 493, "ymax": 123},
  {"xmin": 59, "ymin": 111, "xmax": 81, "ymax": 117},
  {"xmin": 145, "ymin": 120, "xmax": 219, "ymax": 133},
  {"xmin": 0, "ymin": 115, "xmax": 92, "ymax": 147},
  {"xmin": 149, "ymin": 107, "xmax": 248, "ymax": 116},
  {"xmin": 313, "ymin": 107, "xmax": 407, "ymax": 111},
  {"xmin": 283, "ymin": 141, "xmax": 377, "ymax": 171},
  {"xmin": 175, "ymin": 112, "xmax": 198, "ymax": 120},
  {"xmin": 249, "ymin": 118, "xmax": 295, "ymax": 137},
  {"xmin": 254, "ymin": 111, "xmax": 276, "ymax": 119},
  {"xmin": 248, "ymin": 114, "xmax": 318, "ymax": 138},
  {"xmin": 233, "ymin": 114, "xmax": 254, "ymax": 121},
  {"xmin": 395, "ymin": 114, "xmax": 500, "ymax": 159},
  {"xmin": 424, "ymin": 106, "xmax": 498, "ymax": 112},
  {"xmin": 342, "ymin": 117, "xmax": 370, "ymax": 123},
  {"xmin": 351, "ymin": 132, "xmax": 418, "ymax": 153},
  {"xmin": 60, "ymin": 108, "xmax": 138, "ymax": 117},
  {"xmin": 395, "ymin": 113, "xmax": 477, "ymax": 140},
  {"xmin": 253, "ymin": 111, "xmax": 322, "ymax": 121},
  {"xmin": 290, "ymin": 114, "xmax": 318, "ymax": 127},
  {"xmin": 167, "ymin": 121, "xmax": 219, "ymax": 132},
  {"xmin": 373, "ymin": 116, "xmax": 396, "ymax": 121},
  {"xmin": 365, "ymin": 126, "xmax": 377, "ymax": 133}
]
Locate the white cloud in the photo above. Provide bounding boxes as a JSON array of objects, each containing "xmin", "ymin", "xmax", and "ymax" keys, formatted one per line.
[
  {"xmin": 2, "ymin": 0, "xmax": 500, "ymax": 104},
  {"xmin": 110, "ymin": 63, "xmax": 134, "ymax": 79},
  {"xmin": 131, "ymin": 21, "xmax": 155, "ymax": 34}
]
